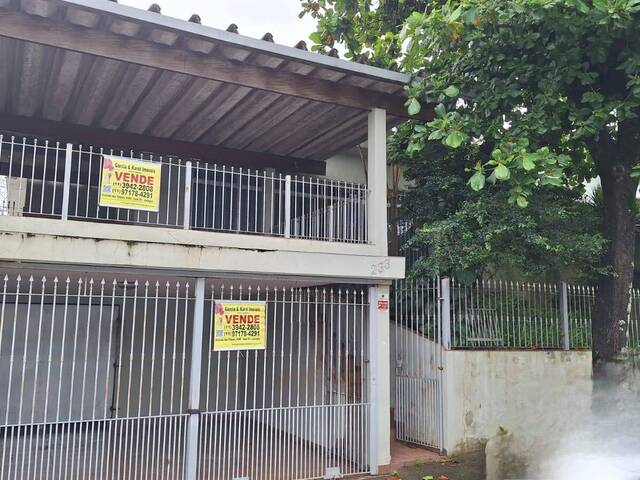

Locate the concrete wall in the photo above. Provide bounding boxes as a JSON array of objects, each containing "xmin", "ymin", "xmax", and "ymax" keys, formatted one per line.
[
  {"xmin": 325, "ymin": 148, "xmax": 413, "ymax": 191},
  {"xmin": 443, "ymin": 349, "xmax": 593, "ymax": 455},
  {"xmin": 0, "ymin": 216, "xmax": 403, "ymax": 281}
]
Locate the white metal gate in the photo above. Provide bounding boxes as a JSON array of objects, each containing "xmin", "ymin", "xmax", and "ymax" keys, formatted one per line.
[
  {"xmin": 0, "ymin": 272, "xmax": 369, "ymax": 479},
  {"xmin": 0, "ymin": 274, "xmax": 192, "ymax": 480},
  {"xmin": 392, "ymin": 277, "xmax": 445, "ymax": 451}
]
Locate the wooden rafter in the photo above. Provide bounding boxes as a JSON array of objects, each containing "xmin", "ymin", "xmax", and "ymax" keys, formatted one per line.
[{"xmin": 0, "ymin": 10, "xmax": 434, "ymax": 122}]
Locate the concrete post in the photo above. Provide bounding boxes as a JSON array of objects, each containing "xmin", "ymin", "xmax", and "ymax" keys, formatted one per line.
[
  {"xmin": 560, "ymin": 281, "xmax": 570, "ymax": 350},
  {"xmin": 185, "ymin": 277, "xmax": 205, "ymax": 480},
  {"xmin": 440, "ymin": 277, "xmax": 452, "ymax": 349},
  {"xmin": 183, "ymin": 161, "xmax": 192, "ymax": 230},
  {"xmin": 368, "ymin": 284, "xmax": 391, "ymax": 474},
  {"xmin": 367, "ymin": 108, "xmax": 388, "ymax": 255},
  {"xmin": 61, "ymin": 143, "xmax": 73, "ymax": 220}
]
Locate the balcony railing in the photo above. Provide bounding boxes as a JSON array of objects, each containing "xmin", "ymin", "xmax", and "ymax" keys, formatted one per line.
[{"xmin": 0, "ymin": 134, "xmax": 369, "ymax": 244}]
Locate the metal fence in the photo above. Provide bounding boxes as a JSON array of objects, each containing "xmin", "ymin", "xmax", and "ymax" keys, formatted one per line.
[
  {"xmin": 0, "ymin": 272, "xmax": 370, "ymax": 480},
  {"xmin": 449, "ymin": 279, "xmax": 565, "ymax": 349},
  {"xmin": 394, "ymin": 277, "xmax": 640, "ymax": 352},
  {"xmin": 0, "ymin": 134, "xmax": 369, "ymax": 244}
]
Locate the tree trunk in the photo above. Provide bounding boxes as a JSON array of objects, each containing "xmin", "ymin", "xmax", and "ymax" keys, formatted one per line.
[
  {"xmin": 592, "ymin": 159, "xmax": 637, "ymax": 379},
  {"xmin": 388, "ymin": 165, "xmax": 400, "ymax": 257}
]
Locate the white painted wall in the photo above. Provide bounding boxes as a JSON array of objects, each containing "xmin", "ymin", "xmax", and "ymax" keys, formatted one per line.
[
  {"xmin": 443, "ymin": 350, "xmax": 593, "ymax": 455},
  {"xmin": 325, "ymin": 148, "xmax": 413, "ymax": 191},
  {"xmin": 0, "ymin": 304, "xmax": 116, "ymax": 424},
  {"xmin": 0, "ymin": 216, "xmax": 405, "ymax": 283}
]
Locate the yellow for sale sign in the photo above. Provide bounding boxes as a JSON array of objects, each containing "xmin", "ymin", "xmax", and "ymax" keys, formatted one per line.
[
  {"xmin": 213, "ymin": 301, "xmax": 267, "ymax": 351},
  {"xmin": 99, "ymin": 155, "xmax": 162, "ymax": 212}
]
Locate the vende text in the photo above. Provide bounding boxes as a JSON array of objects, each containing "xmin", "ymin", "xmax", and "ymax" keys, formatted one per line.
[
  {"xmin": 115, "ymin": 172, "xmax": 155, "ymax": 185},
  {"xmin": 225, "ymin": 314, "xmax": 261, "ymax": 324}
]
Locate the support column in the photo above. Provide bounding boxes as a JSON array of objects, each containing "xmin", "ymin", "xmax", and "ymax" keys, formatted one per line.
[
  {"xmin": 367, "ymin": 108, "xmax": 388, "ymax": 255},
  {"xmin": 185, "ymin": 277, "xmax": 205, "ymax": 480},
  {"xmin": 368, "ymin": 284, "xmax": 391, "ymax": 473}
]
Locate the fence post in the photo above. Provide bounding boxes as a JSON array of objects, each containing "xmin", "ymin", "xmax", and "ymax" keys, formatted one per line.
[
  {"xmin": 440, "ymin": 277, "xmax": 452, "ymax": 349},
  {"xmin": 61, "ymin": 143, "xmax": 73, "ymax": 220},
  {"xmin": 560, "ymin": 281, "xmax": 570, "ymax": 350},
  {"xmin": 183, "ymin": 161, "xmax": 192, "ymax": 230},
  {"xmin": 185, "ymin": 277, "xmax": 205, "ymax": 480},
  {"xmin": 284, "ymin": 174, "xmax": 291, "ymax": 238}
]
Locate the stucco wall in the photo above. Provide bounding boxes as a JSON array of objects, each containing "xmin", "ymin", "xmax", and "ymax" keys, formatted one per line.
[
  {"xmin": 325, "ymin": 148, "xmax": 413, "ymax": 190},
  {"xmin": 443, "ymin": 349, "xmax": 593, "ymax": 455}
]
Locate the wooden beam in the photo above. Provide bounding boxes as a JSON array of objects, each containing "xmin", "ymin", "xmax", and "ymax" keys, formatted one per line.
[
  {"xmin": 0, "ymin": 10, "xmax": 434, "ymax": 122},
  {"xmin": 0, "ymin": 113, "xmax": 327, "ymax": 175}
]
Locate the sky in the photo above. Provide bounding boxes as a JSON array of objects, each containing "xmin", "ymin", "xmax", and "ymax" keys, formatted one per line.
[{"xmin": 120, "ymin": 0, "xmax": 318, "ymax": 47}]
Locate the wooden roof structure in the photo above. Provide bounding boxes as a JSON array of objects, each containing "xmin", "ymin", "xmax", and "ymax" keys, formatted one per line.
[{"xmin": 0, "ymin": 0, "xmax": 432, "ymax": 174}]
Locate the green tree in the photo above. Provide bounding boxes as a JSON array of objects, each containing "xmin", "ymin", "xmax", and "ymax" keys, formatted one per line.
[
  {"xmin": 303, "ymin": 0, "xmax": 640, "ymax": 373},
  {"xmin": 393, "ymin": 125, "xmax": 607, "ymax": 283}
]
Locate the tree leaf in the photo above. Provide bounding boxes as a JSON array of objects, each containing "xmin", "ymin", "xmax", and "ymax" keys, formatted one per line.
[
  {"xmin": 444, "ymin": 85, "xmax": 460, "ymax": 97},
  {"xmin": 522, "ymin": 155, "xmax": 536, "ymax": 171},
  {"xmin": 516, "ymin": 194, "xmax": 528, "ymax": 208},
  {"xmin": 309, "ymin": 32, "xmax": 323, "ymax": 44},
  {"xmin": 469, "ymin": 172, "xmax": 485, "ymax": 191},
  {"xmin": 449, "ymin": 5, "xmax": 463, "ymax": 21},
  {"xmin": 445, "ymin": 131, "xmax": 464, "ymax": 148},
  {"xmin": 428, "ymin": 130, "xmax": 445, "ymax": 140},
  {"xmin": 494, "ymin": 163, "xmax": 510, "ymax": 180},
  {"xmin": 407, "ymin": 98, "xmax": 421, "ymax": 116}
]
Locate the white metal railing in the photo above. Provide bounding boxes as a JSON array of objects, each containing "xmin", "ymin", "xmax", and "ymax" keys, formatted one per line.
[
  {"xmin": 393, "ymin": 277, "xmax": 640, "ymax": 352},
  {"xmin": 566, "ymin": 283, "xmax": 596, "ymax": 349},
  {"xmin": 291, "ymin": 194, "xmax": 368, "ymax": 243},
  {"xmin": 0, "ymin": 272, "xmax": 370, "ymax": 480},
  {"xmin": 0, "ymin": 136, "xmax": 66, "ymax": 217},
  {"xmin": 0, "ymin": 134, "xmax": 370, "ymax": 244},
  {"xmin": 450, "ymin": 279, "xmax": 564, "ymax": 349}
]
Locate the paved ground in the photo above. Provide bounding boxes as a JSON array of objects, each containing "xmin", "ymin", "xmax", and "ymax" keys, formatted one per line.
[{"xmin": 391, "ymin": 450, "xmax": 485, "ymax": 480}]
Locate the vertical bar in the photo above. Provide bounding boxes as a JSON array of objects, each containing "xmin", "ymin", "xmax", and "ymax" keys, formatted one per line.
[
  {"xmin": 61, "ymin": 143, "xmax": 73, "ymax": 220},
  {"xmin": 183, "ymin": 161, "xmax": 192, "ymax": 229},
  {"xmin": 284, "ymin": 174, "xmax": 292, "ymax": 238},
  {"xmin": 185, "ymin": 277, "xmax": 205, "ymax": 480},
  {"xmin": 561, "ymin": 281, "xmax": 570, "ymax": 350}
]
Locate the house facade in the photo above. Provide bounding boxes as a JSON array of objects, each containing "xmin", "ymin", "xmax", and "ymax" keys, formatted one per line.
[{"xmin": 0, "ymin": 0, "xmax": 433, "ymax": 478}]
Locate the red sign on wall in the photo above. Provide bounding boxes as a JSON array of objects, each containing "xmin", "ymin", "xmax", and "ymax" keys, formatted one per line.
[{"xmin": 377, "ymin": 295, "xmax": 389, "ymax": 311}]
